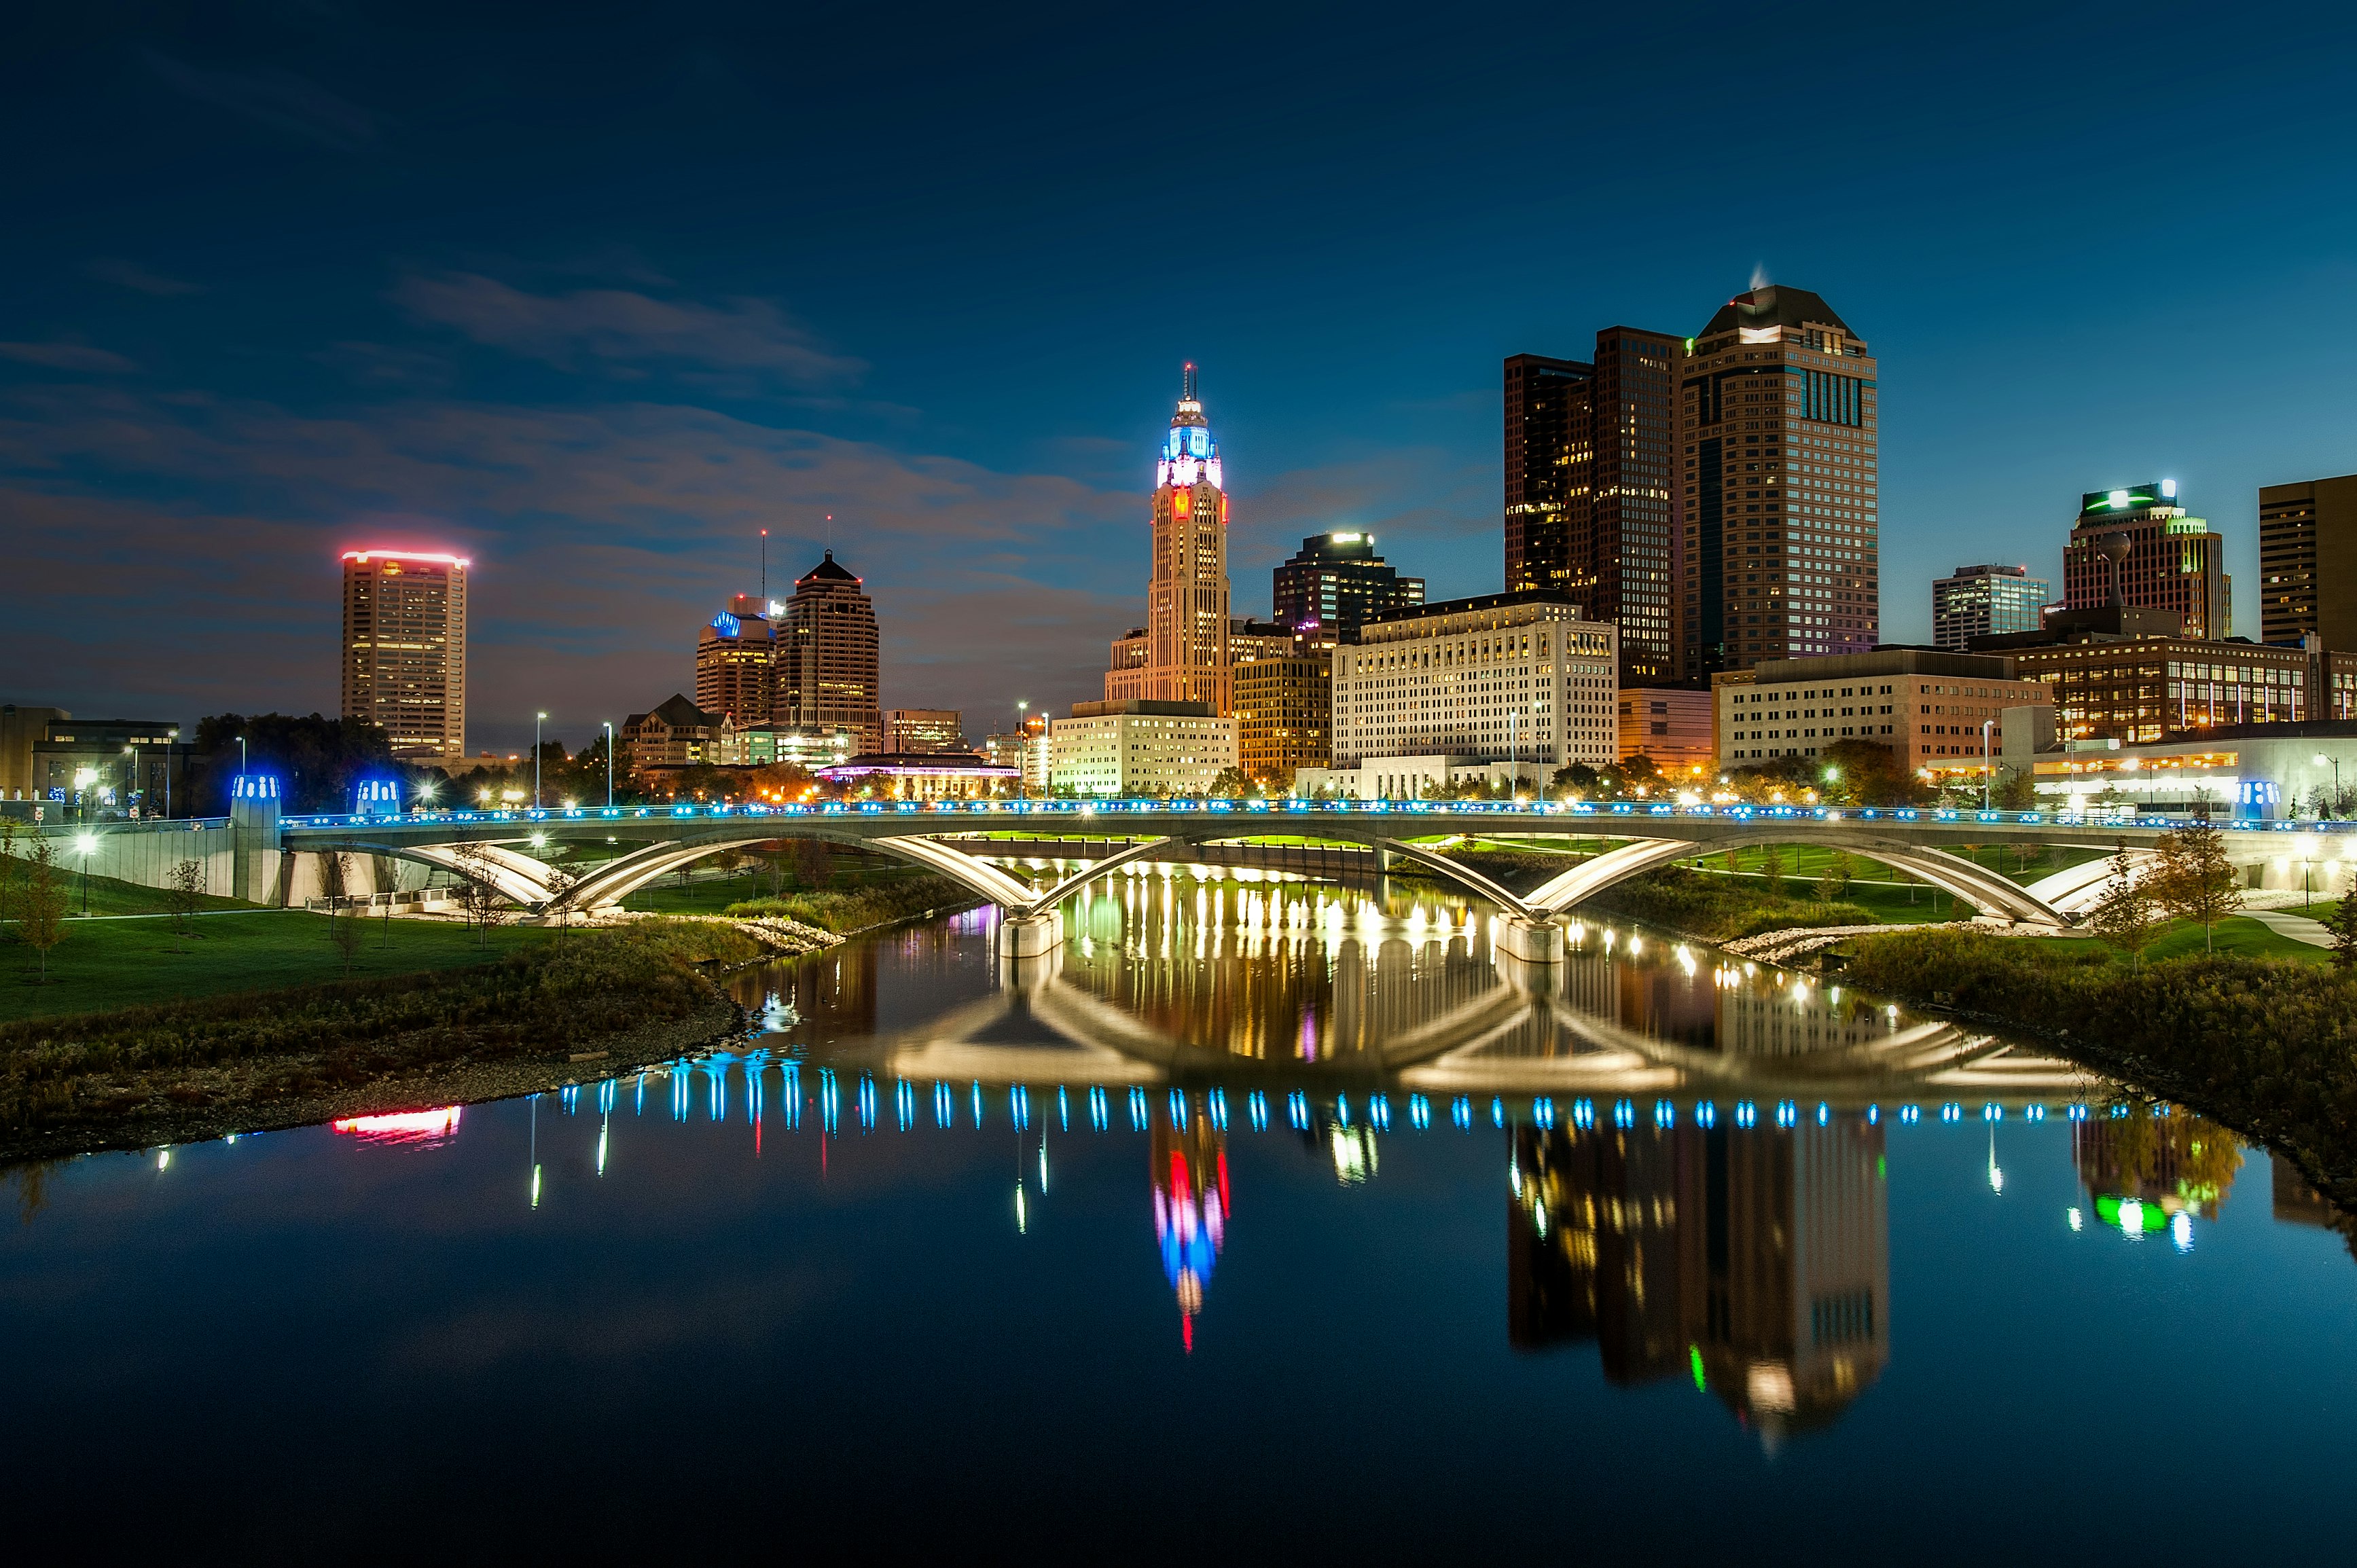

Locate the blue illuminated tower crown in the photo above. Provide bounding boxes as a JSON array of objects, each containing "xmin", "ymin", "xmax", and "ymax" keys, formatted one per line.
[{"xmin": 1155, "ymin": 361, "xmax": 1223, "ymax": 491}]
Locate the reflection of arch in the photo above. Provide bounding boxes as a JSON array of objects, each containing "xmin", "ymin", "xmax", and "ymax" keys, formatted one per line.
[{"xmin": 1523, "ymin": 831, "xmax": 2071, "ymax": 926}]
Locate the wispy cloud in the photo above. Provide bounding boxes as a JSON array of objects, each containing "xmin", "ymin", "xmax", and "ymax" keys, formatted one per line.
[
  {"xmin": 86, "ymin": 258, "xmax": 204, "ymax": 297},
  {"xmin": 146, "ymin": 53, "xmax": 378, "ymax": 151},
  {"xmin": 393, "ymin": 272, "xmax": 865, "ymax": 388},
  {"xmin": 0, "ymin": 340, "xmax": 137, "ymax": 373}
]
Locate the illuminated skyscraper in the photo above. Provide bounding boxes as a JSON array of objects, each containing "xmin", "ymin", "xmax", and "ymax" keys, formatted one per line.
[
  {"xmin": 696, "ymin": 594, "xmax": 775, "ymax": 724},
  {"xmin": 2063, "ymin": 482, "xmax": 2229, "ymax": 640},
  {"xmin": 1932, "ymin": 564, "xmax": 2049, "ymax": 651},
  {"xmin": 1272, "ymin": 532, "xmax": 1423, "ymax": 641},
  {"xmin": 779, "ymin": 551, "xmax": 882, "ymax": 752},
  {"xmin": 2257, "ymin": 473, "xmax": 2357, "ymax": 647},
  {"xmin": 340, "ymin": 548, "xmax": 467, "ymax": 761},
  {"xmin": 1680, "ymin": 286, "xmax": 1879, "ymax": 674},
  {"xmin": 1505, "ymin": 331, "xmax": 1683, "ymax": 685},
  {"xmin": 1106, "ymin": 365, "xmax": 1232, "ymax": 712}
]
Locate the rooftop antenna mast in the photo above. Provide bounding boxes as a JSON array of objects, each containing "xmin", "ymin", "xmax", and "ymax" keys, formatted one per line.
[{"xmin": 760, "ymin": 527, "xmax": 768, "ymax": 605}]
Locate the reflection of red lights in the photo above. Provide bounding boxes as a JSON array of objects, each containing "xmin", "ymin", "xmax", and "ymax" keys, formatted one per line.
[{"xmin": 332, "ymin": 1107, "xmax": 463, "ymax": 1144}]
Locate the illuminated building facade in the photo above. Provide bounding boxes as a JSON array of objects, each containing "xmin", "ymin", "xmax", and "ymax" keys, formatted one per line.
[
  {"xmin": 1272, "ymin": 532, "xmax": 1423, "ymax": 641},
  {"xmin": 1932, "ymin": 564, "xmax": 2049, "ymax": 652},
  {"xmin": 884, "ymin": 708, "xmax": 964, "ymax": 753},
  {"xmin": 2062, "ymin": 482, "xmax": 2229, "ymax": 640},
  {"xmin": 621, "ymin": 693, "xmax": 730, "ymax": 777},
  {"xmin": 1108, "ymin": 365, "xmax": 1231, "ymax": 712},
  {"xmin": 340, "ymin": 548, "xmax": 467, "ymax": 761},
  {"xmin": 1616, "ymin": 687, "xmax": 1715, "ymax": 780},
  {"xmin": 812, "ymin": 752, "xmax": 1017, "ymax": 800},
  {"xmin": 1048, "ymin": 699, "xmax": 1237, "ymax": 797},
  {"xmin": 2009, "ymin": 635, "xmax": 2311, "ymax": 744},
  {"xmin": 695, "ymin": 594, "xmax": 776, "ymax": 724},
  {"xmin": 1680, "ymin": 287, "xmax": 1879, "ymax": 675},
  {"xmin": 1231, "ymin": 623, "xmax": 1331, "ymax": 788},
  {"xmin": 778, "ymin": 551, "xmax": 883, "ymax": 752},
  {"xmin": 1331, "ymin": 591, "xmax": 1619, "ymax": 771},
  {"xmin": 1712, "ymin": 649, "xmax": 2050, "ymax": 773},
  {"xmin": 2259, "ymin": 472, "xmax": 2357, "ymax": 649},
  {"xmin": 1505, "ymin": 333, "xmax": 1682, "ymax": 685}
]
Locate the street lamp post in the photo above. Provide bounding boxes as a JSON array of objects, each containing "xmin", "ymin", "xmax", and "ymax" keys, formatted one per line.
[
  {"xmin": 164, "ymin": 728, "xmax": 178, "ymax": 818},
  {"xmin": 2315, "ymin": 752, "xmax": 2342, "ymax": 820},
  {"xmin": 122, "ymin": 743, "xmax": 140, "ymax": 818},
  {"xmin": 75, "ymin": 832, "xmax": 96, "ymax": 917},
  {"xmin": 602, "ymin": 721, "xmax": 615, "ymax": 808},
  {"xmin": 1982, "ymin": 719, "xmax": 1995, "ymax": 812},
  {"xmin": 535, "ymin": 712, "xmax": 548, "ymax": 809}
]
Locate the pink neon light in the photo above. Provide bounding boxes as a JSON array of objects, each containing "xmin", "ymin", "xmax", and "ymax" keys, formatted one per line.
[
  {"xmin": 332, "ymin": 1106, "xmax": 463, "ymax": 1143},
  {"xmin": 342, "ymin": 549, "xmax": 473, "ymax": 568}
]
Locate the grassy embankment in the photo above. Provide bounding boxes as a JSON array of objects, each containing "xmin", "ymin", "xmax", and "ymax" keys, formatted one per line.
[
  {"xmin": 1841, "ymin": 927, "xmax": 2357, "ymax": 1207},
  {"xmin": 0, "ymin": 917, "xmax": 765, "ymax": 1160},
  {"xmin": 721, "ymin": 873, "xmax": 979, "ymax": 932}
]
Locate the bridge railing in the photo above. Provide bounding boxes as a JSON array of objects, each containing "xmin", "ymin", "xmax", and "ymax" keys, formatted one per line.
[{"xmin": 274, "ymin": 799, "xmax": 2357, "ymax": 835}]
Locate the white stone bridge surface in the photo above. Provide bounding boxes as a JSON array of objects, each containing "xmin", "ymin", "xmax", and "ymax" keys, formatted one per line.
[{"xmin": 21, "ymin": 794, "xmax": 2354, "ymax": 958}]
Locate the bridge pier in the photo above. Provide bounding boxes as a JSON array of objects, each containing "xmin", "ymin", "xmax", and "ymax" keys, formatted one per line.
[
  {"xmin": 1495, "ymin": 915, "xmax": 1565, "ymax": 964},
  {"xmin": 998, "ymin": 909, "xmax": 1064, "ymax": 960}
]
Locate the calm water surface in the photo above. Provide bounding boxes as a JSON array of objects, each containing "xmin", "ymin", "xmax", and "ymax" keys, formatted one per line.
[{"xmin": 4, "ymin": 871, "xmax": 2353, "ymax": 1561}]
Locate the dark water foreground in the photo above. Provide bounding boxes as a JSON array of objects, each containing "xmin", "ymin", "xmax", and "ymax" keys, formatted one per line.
[{"xmin": 3, "ymin": 875, "xmax": 2352, "ymax": 1561}]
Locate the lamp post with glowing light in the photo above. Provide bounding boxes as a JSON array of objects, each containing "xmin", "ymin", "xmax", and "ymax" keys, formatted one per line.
[
  {"xmin": 74, "ymin": 831, "xmax": 96, "ymax": 917},
  {"xmin": 1981, "ymin": 719, "xmax": 1995, "ymax": 812},
  {"xmin": 122, "ymin": 742, "xmax": 140, "ymax": 818},
  {"xmin": 2317, "ymin": 753, "xmax": 2343, "ymax": 820},
  {"xmin": 602, "ymin": 721, "xmax": 615, "ymax": 808},
  {"xmin": 534, "ymin": 712, "xmax": 548, "ymax": 808}
]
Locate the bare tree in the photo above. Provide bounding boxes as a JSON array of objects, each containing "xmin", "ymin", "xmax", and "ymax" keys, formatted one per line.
[
  {"xmin": 450, "ymin": 840, "xmax": 511, "ymax": 943},
  {"xmin": 543, "ymin": 862, "xmax": 580, "ymax": 938},
  {"xmin": 20, "ymin": 839, "xmax": 67, "ymax": 979},
  {"xmin": 166, "ymin": 858, "xmax": 205, "ymax": 955},
  {"xmin": 0, "ymin": 818, "xmax": 20, "ymax": 937},
  {"xmin": 1814, "ymin": 850, "xmax": 1853, "ymax": 902}
]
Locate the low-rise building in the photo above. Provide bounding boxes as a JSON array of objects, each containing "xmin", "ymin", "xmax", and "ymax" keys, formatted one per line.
[
  {"xmin": 722, "ymin": 723, "xmax": 859, "ymax": 771},
  {"xmin": 1617, "ymin": 687, "xmax": 1714, "ymax": 782},
  {"xmin": 2028, "ymin": 720, "xmax": 2357, "ymax": 820},
  {"xmin": 1049, "ymin": 699, "xmax": 1236, "ymax": 797},
  {"xmin": 1712, "ymin": 649, "xmax": 2051, "ymax": 777},
  {"xmin": 29, "ymin": 716, "xmax": 188, "ymax": 818},
  {"xmin": 1295, "ymin": 754, "xmax": 1550, "ymax": 801},
  {"xmin": 1331, "ymin": 590, "xmax": 1617, "ymax": 770},
  {"xmin": 622, "ymin": 695, "xmax": 732, "ymax": 776},
  {"xmin": 814, "ymin": 751, "xmax": 1017, "ymax": 800}
]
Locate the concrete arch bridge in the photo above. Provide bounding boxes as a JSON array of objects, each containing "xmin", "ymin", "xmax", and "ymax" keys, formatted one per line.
[{"xmin": 249, "ymin": 797, "xmax": 2330, "ymax": 959}]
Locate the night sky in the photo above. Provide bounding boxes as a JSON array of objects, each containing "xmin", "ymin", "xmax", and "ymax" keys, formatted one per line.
[{"xmin": 8, "ymin": 3, "xmax": 2357, "ymax": 752}]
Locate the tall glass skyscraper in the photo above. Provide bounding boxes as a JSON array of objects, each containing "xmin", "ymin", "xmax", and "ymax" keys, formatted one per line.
[{"xmin": 340, "ymin": 548, "xmax": 467, "ymax": 761}]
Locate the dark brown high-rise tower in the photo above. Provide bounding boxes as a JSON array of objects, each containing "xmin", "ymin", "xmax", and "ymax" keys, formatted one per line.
[{"xmin": 1503, "ymin": 353, "xmax": 1592, "ymax": 598}]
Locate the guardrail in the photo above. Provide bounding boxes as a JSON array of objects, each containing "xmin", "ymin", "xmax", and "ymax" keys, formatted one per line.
[{"xmin": 266, "ymin": 800, "xmax": 2357, "ymax": 835}]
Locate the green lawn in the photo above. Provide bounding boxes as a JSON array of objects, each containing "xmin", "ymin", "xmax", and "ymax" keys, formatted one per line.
[
  {"xmin": 2013, "ymin": 915, "xmax": 2335, "ymax": 968},
  {"xmin": 7, "ymin": 865, "xmax": 252, "ymax": 919},
  {"xmin": 0, "ymin": 911, "xmax": 549, "ymax": 1022}
]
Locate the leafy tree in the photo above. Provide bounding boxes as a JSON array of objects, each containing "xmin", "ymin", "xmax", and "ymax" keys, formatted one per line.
[
  {"xmin": 187, "ymin": 712, "xmax": 427, "ymax": 814},
  {"xmin": 2322, "ymin": 890, "xmax": 2357, "ymax": 972},
  {"xmin": 0, "ymin": 819, "xmax": 18, "ymax": 937},
  {"xmin": 166, "ymin": 858, "xmax": 206, "ymax": 954},
  {"xmin": 2146, "ymin": 818, "xmax": 2244, "ymax": 952},
  {"xmin": 1993, "ymin": 767, "xmax": 2038, "ymax": 811},
  {"xmin": 2085, "ymin": 843, "xmax": 2163, "ymax": 966},
  {"xmin": 20, "ymin": 839, "xmax": 67, "ymax": 979},
  {"xmin": 1208, "ymin": 765, "xmax": 1254, "ymax": 799}
]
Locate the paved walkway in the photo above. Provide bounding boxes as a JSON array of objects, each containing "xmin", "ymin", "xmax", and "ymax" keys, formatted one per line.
[{"xmin": 2241, "ymin": 908, "xmax": 2336, "ymax": 948}]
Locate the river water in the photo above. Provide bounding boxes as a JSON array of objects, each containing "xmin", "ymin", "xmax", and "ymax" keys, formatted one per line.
[{"xmin": 3, "ymin": 871, "xmax": 2352, "ymax": 1561}]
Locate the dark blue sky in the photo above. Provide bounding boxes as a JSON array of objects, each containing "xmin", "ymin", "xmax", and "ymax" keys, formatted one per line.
[{"xmin": 7, "ymin": 3, "xmax": 2357, "ymax": 750}]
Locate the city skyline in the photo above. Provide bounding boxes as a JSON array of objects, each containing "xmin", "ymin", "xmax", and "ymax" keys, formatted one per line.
[{"xmin": 10, "ymin": 7, "xmax": 2357, "ymax": 748}]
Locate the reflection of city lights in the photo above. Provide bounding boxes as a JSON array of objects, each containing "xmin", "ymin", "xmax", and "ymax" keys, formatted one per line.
[
  {"xmin": 333, "ymin": 1106, "xmax": 463, "ymax": 1143},
  {"xmin": 2172, "ymin": 1211, "xmax": 2194, "ymax": 1252},
  {"xmin": 2117, "ymin": 1197, "xmax": 2145, "ymax": 1238},
  {"xmin": 2068, "ymin": 1207, "xmax": 2083, "ymax": 1230}
]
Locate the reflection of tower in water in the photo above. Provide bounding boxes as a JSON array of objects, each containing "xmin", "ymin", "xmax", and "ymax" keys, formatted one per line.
[
  {"xmin": 1151, "ymin": 1100, "xmax": 1229, "ymax": 1353},
  {"xmin": 1509, "ymin": 1116, "xmax": 1889, "ymax": 1443}
]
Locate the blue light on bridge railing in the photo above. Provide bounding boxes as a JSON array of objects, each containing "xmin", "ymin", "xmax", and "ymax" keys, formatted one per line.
[
  {"xmin": 1696, "ymin": 1100, "xmax": 1718, "ymax": 1129},
  {"xmin": 1490, "ymin": 1097, "xmax": 1505, "ymax": 1129},
  {"xmin": 1865, "ymin": 1104, "xmax": 1880, "ymax": 1125},
  {"xmin": 1452, "ymin": 1096, "xmax": 1472, "ymax": 1131},
  {"xmin": 1532, "ymin": 1096, "xmax": 1553, "ymax": 1129},
  {"xmin": 1900, "ymin": 1104, "xmax": 1920, "ymax": 1125}
]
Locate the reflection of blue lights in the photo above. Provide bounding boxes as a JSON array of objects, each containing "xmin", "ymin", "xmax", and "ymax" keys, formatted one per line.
[
  {"xmin": 1654, "ymin": 1098, "xmax": 1676, "ymax": 1128},
  {"xmin": 1169, "ymin": 1089, "xmax": 1188, "ymax": 1130},
  {"xmin": 1815, "ymin": 1101, "xmax": 1830, "ymax": 1127},
  {"xmin": 1697, "ymin": 1100, "xmax": 1718, "ymax": 1129},
  {"xmin": 1866, "ymin": 1104, "xmax": 1879, "ymax": 1125},
  {"xmin": 2068, "ymin": 1103, "xmax": 2089, "ymax": 1121},
  {"xmin": 2172, "ymin": 1211, "xmax": 2195, "ymax": 1252},
  {"xmin": 1408, "ymin": 1094, "xmax": 1430, "ymax": 1131},
  {"xmin": 1774, "ymin": 1099, "xmax": 1796, "ymax": 1129},
  {"xmin": 1532, "ymin": 1097, "xmax": 1551, "ymax": 1130},
  {"xmin": 1735, "ymin": 1101, "xmax": 1758, "ymax": 1129},
  {"xmin": 1248, "ymin": 1090, "xmax": 1268, "ymax": 1132},
  {"xmin": 935, "ymin": 1080, "xmax": 952, "ymax": 1128},
  {"xmin": 2026, "ymin": 1104, "xmax": 2046, "ymax": 1123},
  {"xmin": 1209, "ymin": 1088, "xmax": 1228, "ymax": 1131},
  {"xmin": 783, "ymin": 1063, "xmax": 800, "ymax": 1131},
  {"xmin": 561, "ymin": 1084, "xmax": 579, "ymax": 1116},
  {"xmin": 1983, "ymin": 1102, "xmax": 2002, "ymax": 1122},
  {"xmin": 1013, "ymin": 1084, "xmax": 1030, "ymax": 1131},
  {"xmin": 1452, "ymin": 1097, "xmax": 1473, "ymax": 1131},
  {"xmin": 1058, "ymin": 1085, "xmax": 1069, "ymax": 1132},
  {"xmin": 1490, "ymin": 1097, "xmax": 1505, "ymax": 1129},
  {"xmin": 1941, "ymin": 1102, "xmax": 1962, "ymax": 1123},
  {"xmin": 1613, "ymin": 1098, "xmax": 1634, "ymax": 1130},
  {"xmin": 1090, "ymin": 1084, "xmax": 1108, "ymax": 1131},
  {"xmin": 1900, "ymin": 1104, "xmax": 1920, "ymax": 1125},
  {"xmin": 1370, "ymin": 1094, "xmax": 1390, "ymax": 1131},
  {"xmin": 1288, "ymin": 1090, "xmax": 1310, "ymax": 1131},
  {"xmin": 897, "ymin": 1078, "xmax": 914, "ymax": 1131},
  {"xmin": 598, "ymin": 1079, "xmax": 616, "ymax": 1115},
  {"xmin": 971, "ymin": 1080, "xmax": 984, "ymax": 1128},
  {"xmin": 1337, "ymin": 1093, "xmax": 1352, "ymax": 1129},
  {"xmin": 1130, "ymin": 1087, "xmax": 1149, "ymax": 1131}
]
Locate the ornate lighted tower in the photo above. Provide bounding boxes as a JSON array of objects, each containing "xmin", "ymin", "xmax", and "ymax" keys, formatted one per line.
[{"xmin": 1108, "ymin": 364, "xmax": 1232, "ymax": 711}]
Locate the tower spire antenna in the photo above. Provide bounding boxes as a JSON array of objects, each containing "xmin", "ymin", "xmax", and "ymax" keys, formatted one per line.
[{"xmin": 1183, "ymin": 361, "xmax": 1195, "ymax": 402}]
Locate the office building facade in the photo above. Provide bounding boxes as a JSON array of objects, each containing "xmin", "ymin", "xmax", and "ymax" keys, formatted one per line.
[
  {"xmin": 1712, "ymin": 649, "xmax": 2051, "ymax": 772},
  {"xmin": 1331, "ymin": 591, "xmax": 1618, "ymax": 770},
  {"xmin": 884, "ymin": 708, "xmax": 965, "ymax": 753},
  {"xmin": 340, "ymin": 548, "xmax": 467, "ymax": 761},
  {"xmin": 1049, "ymin": 699, "xmax": 1237, "ymax": 797},
  {"xmin": 2012, "ymin": 634, "xmax": 2312, "ymax": 744},
  {"xmin": 695, "ymin": 595, "xmax": 776, "ymax": 724},
  {"xmin": 1272, "ymin": 532, "xmax": 1424, "ymax": 641},
  {"xmin": 1231, "ymin": 624, "xmax": 1331, "ymax": 789},
  {"xmin": 2259, "ymin": 473, "xmax": 2357, "ymax": 649},
  {"xmin": 2061, "ymin": 482, "xmax": 2229, "ymax": 639},
  {"xmin": 1616, "ymin": 687, "xmax": 1715, "ymax": 779},
  {"xmin": 1932, "ymin": 564, "xmax": 2049, "ymax": 651},
  {"xmin": 1679, "ymin": 286, "xmax": 1879, "ymax": 676},
  {"xmin": 1106, "ymin": 365, "xmax": 1231, "ymax": 712},
  {"xmin": 1505, "ymin": 331, "xmax": 1683, "ymax": 684},
  {"xmin": 778, "ymin": 551, "xmax": 883, "ymax": 752}
]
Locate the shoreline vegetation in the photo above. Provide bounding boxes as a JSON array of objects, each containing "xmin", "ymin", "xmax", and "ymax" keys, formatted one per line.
[
  {"xmin": 0, "ymin": 873, "xmax": 982, "ymax": 1163},
  {"xmin": 1838, "ymin": 929, "xmax": 2357, "ymax": 1212}
]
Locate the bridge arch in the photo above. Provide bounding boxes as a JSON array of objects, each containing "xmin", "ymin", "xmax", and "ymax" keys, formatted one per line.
[
  {"xmin": 297, "ymin": 836, "xmax": 560, "ymax": 905},
  {"xmin": 1520, "ymin": 829, "xmax": 2072, "ymax": 926},
  {"xmin": 552, "ymin": 828, "xmax": 1041, "ymax": 915}
]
